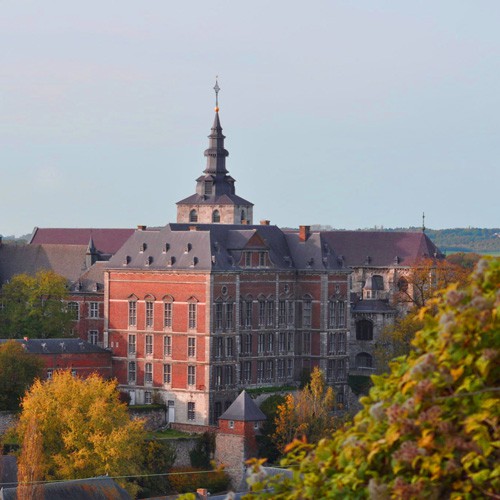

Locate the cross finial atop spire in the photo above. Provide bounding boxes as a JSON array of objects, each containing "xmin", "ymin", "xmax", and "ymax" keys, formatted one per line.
[
  {"xmin": 422, "ymin": 212, "xmax": 426, "ymax": 232},
  {"xmin": 213, "ymin": 77, "xmax": 220, "ymax": 112}
]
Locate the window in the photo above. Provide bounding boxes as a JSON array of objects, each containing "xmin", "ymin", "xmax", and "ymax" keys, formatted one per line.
[
  {"xmin": 372, "ymin": 275, "xmax": 384, "ymax": 290},
  {"xmin": 278, "ymin": 300, "xmax": 286, "ymax": 326},
  {"xmin": 336, "ymin": 391, "xmax": 345, "ymax": 406},
  {"xmin": 215, "ymin": 337, "xmax": 223, "ymax": 358},
  {"xmin": 188, "ymin": 303, "xmax": 197, "ymax": 329},
  {"xmin": 287, "ymin": 301, "xmax": 294, "ymax": 326},
  {"xmin": 188, "ymin": 337, "xmax": 196, "ymax": 358},
  {"xmin": 259, "ymin": 300, "xmax": 266, "ymax": 326},
  {"xmin": 128, "ymin": 334, "xmax": 136, "ymax": 355},
  {"xmin": 189, "ymin": 209, "xmax": 198, "ymax": 223},
  {"xmin": 242, "ymin": 361, "xmax": 251, "ymax": 382},
  {"xmin": 243, "ymin": 334, "xmax": 252, "ymax": 354},
  {"xmin": 212, "ymin": 209, "xmax": 220, "ymax": 223},
  {"xmin": 356, "ymin": 320, "xmax": 374, "ymax": 341},
  {"xmin": 303, "ymin": 331, "xmax": 311, "ymax": 354},
  {"xmin": 128, "ymin": 362, "xmax": 136, "ymax": 383},
  {"xmin": 226, "ymin": 337, "xmax": 234, "ymax": 357},
  {"xmin": 303, "ymin": 298, "xmax": 312, "ymax": 328},
  {"xmin": 205, "ymin": 182, "xmax": 213, "ymax": 195},
  {"xmin": 266, "ymin": 300, "xmax": 275, "ymax": 327},
  {"xmin": 245, "ymin": 300, "xmax": 252, "ymax": 328},
  {"xmin": 336, "ymin": 359, "xmax": 347, "ymax": 380},
  {"xmin": 339, "ymin": 332, "xmax": 346, "ymax": 354},
  {"xmin": 146, "ymin": 300, "xmax": 154, "ymax": 328},
  {"xmin": 257, "ymin": 361, "xmax": 264, "ymax": 382},
  {"xmin": 328, "ymin": 301, "xmax": 336, "ymax": 328},
  {"xmin": 267, "ymin": 332, "xmax": 274, "ymax": 352},
  {"xmin": 68, "ymin": 302, "xmax": 79, "ymax": 320},
  {"xmin": 258, "ymin": 334, "xmax": 265, "ymax": 354},
  {"xmin": 187, "ymin": 365, "xmax": 196, "ymax": 386},
  {"xmin": 187, "ymin": 402, "xmax": 196, "ymax": 420},
  {"xmin": 225, "ymin": 365, "xmax": 233, "ymax": 385},
  {"xmin": 278, "ymin": 332, "xmax": 286, "ymax": 352},
  {"xmin": 214, "ymin": 402, "xmax": 222, "ymax": 421},
  {"xmin": 145, "ymin": 363, "xmax": 153, "ymax": 384},
  {"xmin": 287, "ymin": 359, "xmax": 293, "ymax": 377},
  {"xmin": 215, "ymin": 303, "xmax": 223, "ymax": 330},
  {"xmin": 88, "ymin": 330, "xmax": 98, "ymax": 345},
  {"xmin": 71, "ymin": 369, "xmax": 77, "ymax": 377},
  {"xmin": 266, "ymin": 360, "xmax": 274, "ymax": 380},
  {"xmin": 47, "ymin": 369, "xmax": 53, "ymax": 380},
  {"xmin": 287, "ymin": 332, "xmax": 294, "ymax": 352},
  {"xmin": 225, "ymin": 303, "xmax": 233, "ymax": 330},
  {"xmin": 328, "ymin": 333, "xmax": 335, "ymax": 355},
  {"xmin": 327, "ymin": 359, "xmax": 334, "ymax": 381},
  {"xmin": 145, "ymin": 335, "xmax": 153, "ymax": 356},
  {"xmin": 240, "ymin": 210, "xmax": 246, "ymax": 223},
  {"xmin": 215, "ymin": 366, "xmax": 223, "ymax": 387},
  {"xmin": 164, "ymin": 302, "xmax": 172, "ymax": 329},
  {"xmin": 163, "ymin": 335, "xmax": 172, "ymax": 357},
  {"xmin": 229, "ymin": 420, "xmax": 234, "ymax": 429},
  {"xmin": 163, "ymin": 364, "xmax": 171, "ymax": 384},
  {"xmin": 356, "ymin": 352, "xmax": 373, "ymax": 369},
  {"xmin": 259, "ymin": 251, "xmax": 266, "ymax": 267},
  {"xmin": 337, "ymin": 301, "xmax": 346, "ymax": 328},
  {"xmin": 244, "ymin": 252, "xmax": 251, "ymax": 267},
  {"xmin": 277, "ymin": 359, "xmax": 285, "ymax": 378},
  {"xmin": 128, "ymin": 301, "xmax": 137, "ymax": 327},
  {"xmin": 145, "ymin": 391, "xmax": 152, "ymax": 405},
  {"xmin": 89, "ymin": 302, "xmax": 99, "ymax": 319},
  {"xmin": 398, "ymin": 277, "xmax": 409, "ymax": 292}
]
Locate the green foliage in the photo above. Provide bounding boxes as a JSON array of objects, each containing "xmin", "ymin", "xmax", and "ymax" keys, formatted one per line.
[
  {"xmin": 256, "ymin": 394, "xmax": 286, "ymax": 463},
  {"xmin": 0, "ymin": 271, "xmax": 73, "ymax": 339},
  {"xmin": 16, "ymin": 370, "xmax": 146, "ymax": 496},
  {"xmin": 189, "ymin": 431, "xmax": 215, "ymax": 469},
  {"xmin": 246, "ymin": 385, "xmax": 296, "ymax": 397},
  {"xmin": 248, "ymin": 258, "xmax": 500, "ymax": 499},
  {"xmin": 168, "ymin": 466, "xmax": 230, "ymax": 494},
  {"xmin": 347, "ymin": 375, "xmax": 372, "ymax": 396},
  {"xmin": 0, "ymin": 340, "xmax": 44, "ymax": 411},
  {"xmin": 137, "ymin": 440, "xmax": 177, "ymax": 498}
]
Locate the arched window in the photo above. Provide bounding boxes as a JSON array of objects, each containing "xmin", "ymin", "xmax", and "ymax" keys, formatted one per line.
[
  {"xmin": 212, "ymin": 210, "xmax": 220, "ymax": 223},
  {"xmin": 189, "ymin": 209, "xmax": 198, "ymax": 223},
  {"xmin": 356, "ymin": 319, "xmax": 373, "ymax": 341},
  {"xmin": 240, "ymin": 210, "xmax": 246, "ymax": 223},
  {"xmin": 372, "ymin": 275, "xmax": 384, "ymax": 290},
  {"xmin": 356, "ymin": 352, "xmax": 373, "ymax": 368},
  {"xmin": 398, "ymin": 277, "xmax": 409, "ymax": 292}
]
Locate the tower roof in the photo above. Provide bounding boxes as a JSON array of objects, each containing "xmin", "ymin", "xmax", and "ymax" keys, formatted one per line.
[{"xmin": 219, "ymin": 390, "xmax": 266, "ymax": 422}]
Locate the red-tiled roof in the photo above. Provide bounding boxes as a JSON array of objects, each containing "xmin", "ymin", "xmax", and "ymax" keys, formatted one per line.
[{"xmin": 29, "ymin": 228, "xmax": 134, "ymax": 255}]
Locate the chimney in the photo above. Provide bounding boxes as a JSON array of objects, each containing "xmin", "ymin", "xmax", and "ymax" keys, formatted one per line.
[
  {"xmin": 137, "ymin": 225, "xmax": 146, "ymax": 231},
  {"xmin": 299, "ymin": 225, "xmax": 310, "ymax": 242},
  {"xmin": 189, "ymin": 226, "xmax": 198, "ymax": 231},
  {"xmin": 196, "ymin": 489, "xmax": 208, "ymax": 500},
  {"xmin": 260, "ymin": 220, "xmax": 270, "ymax": 226}
]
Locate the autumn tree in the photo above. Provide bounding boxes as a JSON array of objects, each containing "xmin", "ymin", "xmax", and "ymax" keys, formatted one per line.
[
  {"xmin": 273, "ymin": 367, "xmax": 335, "ymax": 454},
  {"xmin": 0, "ymin": 340, "xmax": 44, "ymax": 411},
  {"xmin": 16, "ymin": 371, "xmax": 145, "ymax": 496},
  {"xmin": 248, "ymin": 258, "xmax": 500, "ymax": 499},
  {"xmin": 0, "ymin": 270, "xmax": 73, "ymax": 339},
  {"xmin": 17, "ymin": 416, "xmax": 44, "ymax": 500}
]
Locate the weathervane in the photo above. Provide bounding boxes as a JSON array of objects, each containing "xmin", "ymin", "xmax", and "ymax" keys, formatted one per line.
[{"xmin": 214, "ymin": 77, "xmax": 220, "ymax": 112}]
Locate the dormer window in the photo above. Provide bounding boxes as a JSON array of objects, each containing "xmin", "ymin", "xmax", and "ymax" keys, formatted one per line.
[
  {"xmin": 145, "ymin": 256, "xmax": 153, "ymax": 266},
  {"xmin": 123, "ymin": 255, "xmax": 131, "ymax": 266},
  {"xmin": 185, "ymin": 243, "xmax": 192, "ymax": 253},
  {"xmin": 244, "ymin": 252, "xmax": 251, "ymax": 267},
  {"xmin": 205, "ymin": 182, "xmax": 213, "ymax": 195},
  {"xmin": 259, "ymin": 251, "xmax": 267, "ymax": 267},
  {"xmin": 140, "ymin": 243, "xmax": 147, "ymax": 253},
  {"xmin": 212, "ymin": 210, "xmax": 220, "ymax": 223},
  {"xmin": 163, "ymin": 243, "xmax": 170, "ymax": 254},
  {"xmin": 189, "ymin": 209, "xmax": 198, "ymax": 223}
]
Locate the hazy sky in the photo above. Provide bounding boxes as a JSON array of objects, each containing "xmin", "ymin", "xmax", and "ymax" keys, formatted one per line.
[{"xmin": 1, "ymin": 1, "xmax": 499, "ymax": 236}]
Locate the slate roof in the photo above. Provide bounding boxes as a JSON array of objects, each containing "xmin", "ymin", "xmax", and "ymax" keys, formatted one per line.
[
  {"xmin": 0, "ymin": 477, "xmax": 130, "ymax": 500},
  {"xmin": 0, "ymin": 456, "xmax": 17, "ymax": 489},
  {"xmin": 0, "ymin": 244, "xmax": 89, "ymax": 284},
  {"xmin": 29, "ymin": 228, "xmax": 134, "ymax": 256},
  {"xmin": 73, "ymin": 261, "xmax": 106, "ymax": 293},
  {"xmin": 0, "ymin": 338, "xmax": 109, "ymax": 355},
  {"xmin": 219, "ymin": 391, "xmax": 266, "ymax": 422},
  {"xmin": 351, "ymin": 299, "xmax": 396, "ymax": 313}
]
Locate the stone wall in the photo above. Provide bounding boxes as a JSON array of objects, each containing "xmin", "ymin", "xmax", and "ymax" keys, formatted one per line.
[
  {"xmin": 214, "ymin": 432, "xmax": 245, "ymax": 490},
  {"xmin": 0, "ymin": 412, "xmax": 16, "ymax": 436},
  {"xmin": 129, "ymin": 406, "xmax": 166, "ymax": 431},
  {"xmin": 160, "ymin": 438, "xmax": 199, "ymax": 468}
]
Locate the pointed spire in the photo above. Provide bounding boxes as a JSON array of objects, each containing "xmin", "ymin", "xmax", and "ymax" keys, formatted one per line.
[
  {"xmin": 86, "ymin": 237, "xmax": 97, "ymax": 268},
  {"xmin": 86, "ymin": 236, "xmax": 96, "ymax": 254},
  {"xmin": 422, "ymin": 212, "xmax": 426, "ymax": 232}
]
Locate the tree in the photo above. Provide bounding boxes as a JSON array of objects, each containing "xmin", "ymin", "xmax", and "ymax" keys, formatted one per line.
[
  {"xmin": 273, "ymin": 367, "xmax": 335, "ymax": 454},
  {"xmin": 138, "ymin": 440, "xmax": 177, "ymax": 498},
  {"xmin": 0, "ymin": 270, "xmax": 73, "ymax": 339},
  {"xmin": 256, "ymin": 394, "xmax": 286, "ymax": 463},
  {"xmin": 17, "ymin": 416, "xmax": 44, "ymax": 500},
  {"xmin": 15, "ymin": 371, "xmax": 145, "ymax": 496},
  {"xmin": 248, "ymin": 258, "xmax": 500, "ymax": 498},
  {"xmin": 0, "ymin": 340, "xmax": 44, "ymax": 411}
]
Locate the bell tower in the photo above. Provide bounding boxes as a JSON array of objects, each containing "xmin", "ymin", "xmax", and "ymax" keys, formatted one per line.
[{"xmin": 176, "ymin": 80, "xmax": 254, "ymax": 225}]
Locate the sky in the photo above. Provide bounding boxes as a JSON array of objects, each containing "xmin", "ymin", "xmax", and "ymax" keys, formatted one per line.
[{"xmin": 1, "ymin": 1, "xmax": 499, "ymax": 237}]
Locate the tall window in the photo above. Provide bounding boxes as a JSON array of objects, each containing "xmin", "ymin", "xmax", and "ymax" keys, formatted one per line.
[
  {"xmin": 187, "ymin": 365, "xmax": 196, "ymax": 386},
  {"xmin": 145, "ymin": 391, "xmax": 152, "ymax": 405},
  {"xmin": 145, "ymin": 300, "xmax": 154, "ymax": 329},
  {"xmin": 337, "ymin": 301, "xmax": 346, "ymax": 328},
  {"xmin": 266, "ymin": 360, "xmax": 274, "ymax": 380},
  {"xmin": 68, "ymin": 302, "xmax": 79, "ymax": 320},
  {"xmin": 128, "ymin": 301, "xmax": 137, "ymax": 327},
  {"xmin": 287, "ymin": 359, "xmax": 293, "ymax": 377},
  {"xmin": 188, "ymin": 337, "xmax": 196, "ymax": 358},
  {"xmin": 215, "ymin": 337, "xmax": 223, "ymax": 358},
  {"xmin": 278, "ymin": 300, "xmax": 286, "ymax": 326},
  {"xmin": 356, "ymin": 320, "xmax": 373, "ymax": 341},
  {"xmin": 303, "ymin": 298, "xmax": 312, "ymax": 328},
  {"xmin": 164, "ymin": 301, "xmax": 172, "ymax": 329},
  {"xmin": 257, "ymin": 361, "xmax": 264, "ymax": 382},
  {"xmin": 189, "ymin": 209, "xmax": 198, "ymax": 223},
  {"xmin": 328, "ymin": 301, "xmax": 336, "ymax": 328},
  {"xmin": 225, "ymin": 303, "xmax": 233, "ymax": 330},
  {"xmin": 266, "ymin": 300, "xmax": 275, "ymax": 327},
  {"xmin": 244, "ymin": 252, "xmax": 252, "ymax": 267},
  {"xmin": 259, "ymin": 251, "xmax": 266, "ymax": 267},
  {"xmin": 163, "ymin": 335, "xmax": 172, "ymax": 357},
  {"xmin": 188, "ymin": 303, "xmax": 197, "ymax": 329},
  {"xmin": 187, "ymin": 402, "xmax": 195, "ymax": 420},
  {"xmin": 303, "ymin": 331, "xmax": 311, "ymax": 354},
  {"xmin": 215, "ymin": 366, "xmax": 222, "ymax": 387},
  {"xmin": 145, "ymin": 363, "xmax": 153, "ymax": 384},
  {"xmin": 88, "ymin": 330, "xmax": 98, "ymax": 345},
  {"xmin": 267, "ymin": 332, "xmax": 274, "ymax": 352},
  {"xmin": 212, "ymin": 210, "xmax": 220, "ymax": 223},
  {"xmin": 277, "ymin": 359, "xmax": 285, "ymax": 378},
  {"xmin": 128, "ymin": 361, "xmax": 136, "ymax": 383},
  {"xmin": 215, "ymin": 302, "xmax": 223, "ymax": 330},
  {"xmin": 243, "ymin": 334, "xmax": 252, "ymax": 354},
  {"xmin": 163, "ymin": 364, "xmax": 171, "ymax": 384},
  {"xmin": 258, "ymin": 334, "xmax": 265, "ymax": 354},
  {"xmin": 327, "ymin": 359, "xmax": 334, "ymax": 381},
  {"xmin": 245, "ymin": 300, "xmax": 252, "ymax": 328},
  {"xmin": 278, "ymin": 332, "xmax": 286, "ymax": 352},
  {"xmin": 242, "ymin": 361, "xmax": 251, "ymax": 382},
  {"xmin": 287, "ymin": 332, "xmax": 294, "ymax": 352},
  {"xmin": 226, "ymin": 337, "xmax": 234, "ymax": 357},
  {"xmin": 259, "ymin": 300, "xmax": 266, "ymax": 326},
  {"xmin": 225, "ymin": 365, "xmax": 233, "ymax": 385},
  {"xmin": 128, "ymin": 334, "xmax": 136, "ymax": 355},
  {"xmin": 339, "ymin": 332, "xmax": 346, "ymax": 354},
  {"xmin": 145, "ymin": 335, "xmax": 153, "ymax": 356},
  {"xmin": 89, "ymin": 302, "xmax": 99, "ymax": 319},
  {"xmin": 287, "ymin": 301, "xmax": 294, "ymax": 326},
  {"xmin": 336, "ymin": 359, "xmax": 347, "ymax": 380}
]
